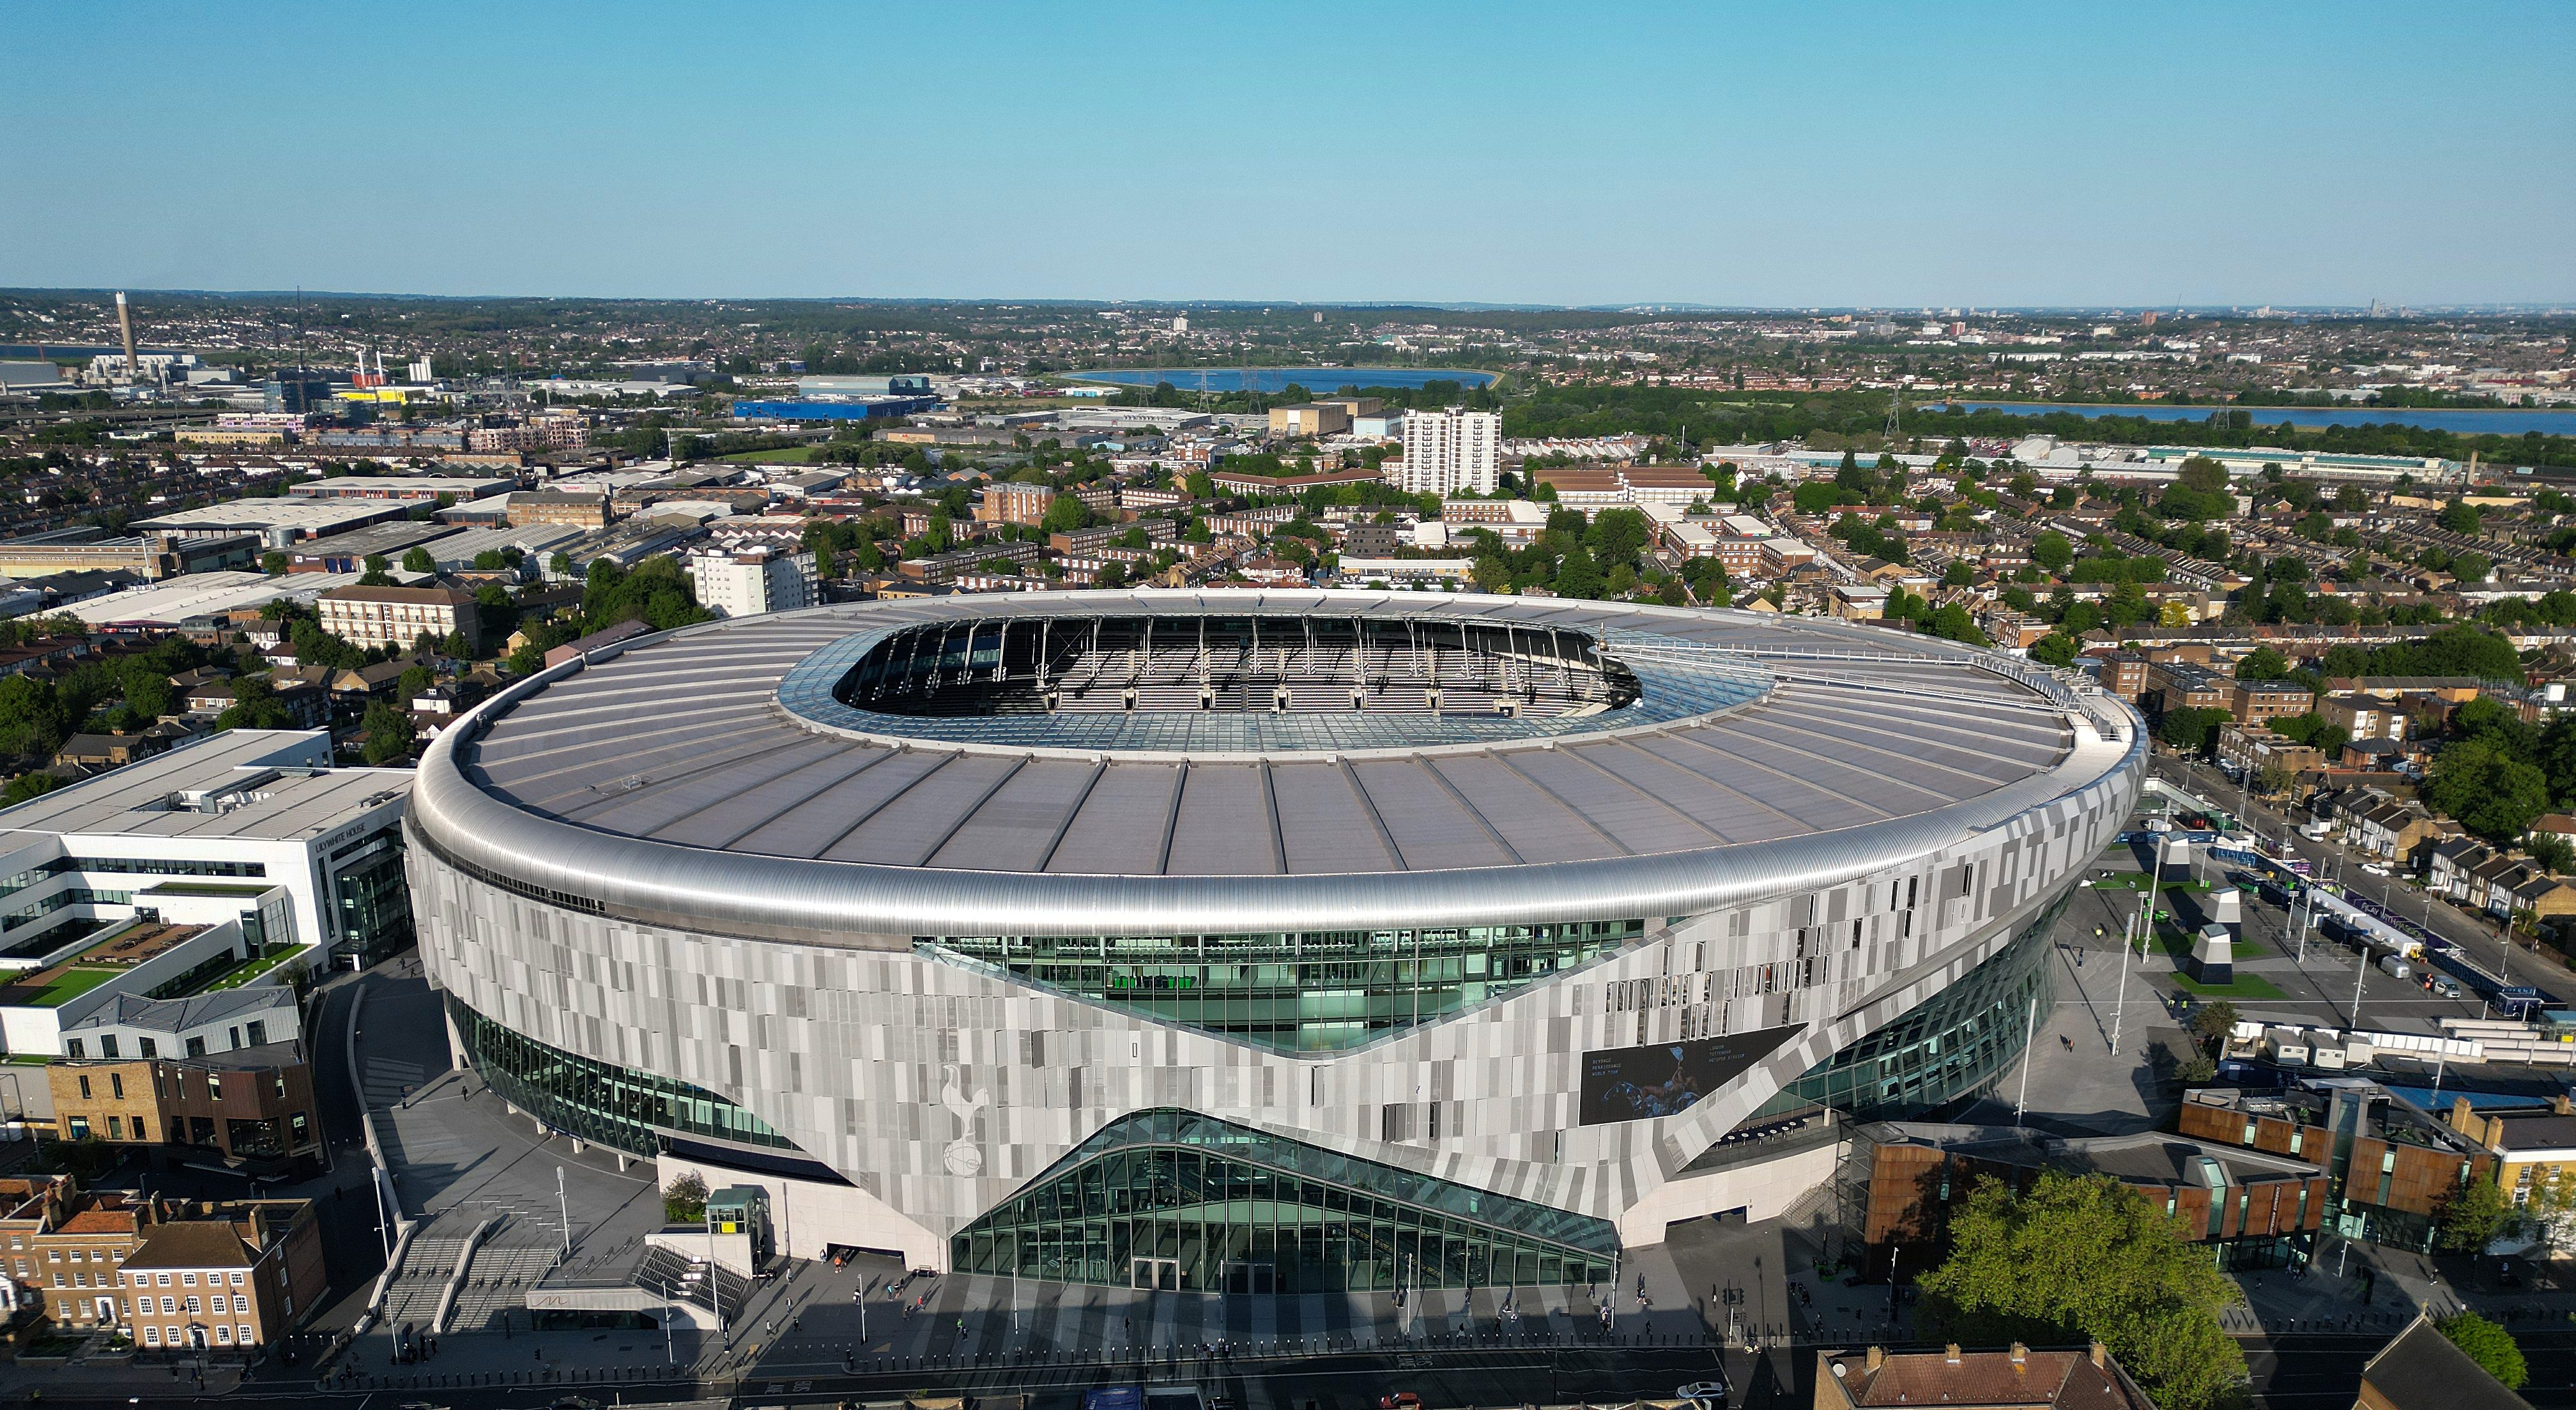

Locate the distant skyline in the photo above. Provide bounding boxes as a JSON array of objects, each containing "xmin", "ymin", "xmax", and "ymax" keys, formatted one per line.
[{"xmin": 3, "ymin": 1, "xmax": 2570, "ymax": 307}]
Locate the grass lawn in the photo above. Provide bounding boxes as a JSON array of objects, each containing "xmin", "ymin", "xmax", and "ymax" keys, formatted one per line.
[
  {"xmin": 194, "ymin": 946, "xmax": 300, "ymax": 994},
  {"xmin": 27, "ymin": 965, "xmax": 121, "ymax": 1008},
  {"xmin": 719, "ymin": 447, "xmax": 818, "ymax": 464},
  {"xmin": 2147, "ymin": 926, "xmax": 2266, "ymax": 962},
  {"xmin": 2170, "ymin": 972, "xmax": 2289, "ymax": 1000},
  {"xmin": 2092, "ymin": 873, "xmax": 2212, "ymax": 893}
]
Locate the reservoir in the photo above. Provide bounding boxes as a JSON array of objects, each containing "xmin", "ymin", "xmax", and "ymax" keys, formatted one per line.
[
  {"xmin": 1935, "ymin": 401, "xmax": 2576, "ymax": 437},
  {"xmin": 1070, "ymin": 367, "xmax": 1497, "ymax": 394}
]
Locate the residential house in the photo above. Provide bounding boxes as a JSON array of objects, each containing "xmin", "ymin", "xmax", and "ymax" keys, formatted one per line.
[
  {"xmin": 115, "ymin": 1199, "xmax": 326, "ymax": 1354},
  {"xmin": 2356, "ymin": 1308, "xmax": 2536, "ymax": 1410}
]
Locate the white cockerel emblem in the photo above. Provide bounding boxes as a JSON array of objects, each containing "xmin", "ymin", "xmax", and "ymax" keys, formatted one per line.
[{"xmin": 941, "ymin": 1063, "xmax": 990, "ymax": 1176}]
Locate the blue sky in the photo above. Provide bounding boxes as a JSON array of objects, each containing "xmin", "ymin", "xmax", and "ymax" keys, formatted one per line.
[{"xmin": 2, "ymin": 1, "xmax": 2569, "ymax": 306}]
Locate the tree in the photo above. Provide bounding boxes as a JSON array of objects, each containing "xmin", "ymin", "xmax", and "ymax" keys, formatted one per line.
[
  {"xmin": 401, "ymin": 546, "xmax": 436, "ymax": 574},
  {"xmin": 2427, "ymin": 737, "xmax": 2552, "ymax": 841},
  {"xmin": 259, "ymin": 551, "xmax": 289, "ymax": 577},
  {"xmin": 2187, "ymin": 999, "xmax": 2239, "ymax": 1056},
  {"xmin": 2439, "ymin": 499, "xmax": 2483, "ymax": 535},
  {"xmin": 2527, "ymin": 830, "xmax": 2576, "ymax": 876},
  {"xmin": 2030, "ymin": 531, "xmax": 2073, "ymax": 575},
  {"xmin": 360, "ymin": 700, "xmax": 416, "ymax": 765},
  {"xmin": 1, "ymin": 772, "xmax": 60, "ymax": 808},
  {"xmin": 2028, "ymin": 632, "xmax": 2079, "ymax": 668},
  {"xmin": 1040, "ymin": 493, "xmax": 1092, "ymax": 535},
  {"xmin": 213, "ymin": 676, "xmax": 294, "ymax": 732},
  {"xmin": 2437, "ymin": 1312, "xmax": 2528, "ymax": 1390},
  {"xmin": 663, "ymin": 1172, "xmax": 709, "ymax": 1225},
  {"xmin": 2435, "ymin": 1176, "xmax": 2516, "ymax": 1255},
  {"xmin": 2233, "ymin": 646, "xmax": 2289, "ymax": 681},
  {"xmin": 2451, "ymin": 550, "xmax": 2494, "ymax": 583},
  {"xmin": 1916, "ymin": 1170, "xmax": 2244, "ymax": 1410},
  {"xmin": 357, "ymin": 554, "xmax": 395, "ymax": 588}
]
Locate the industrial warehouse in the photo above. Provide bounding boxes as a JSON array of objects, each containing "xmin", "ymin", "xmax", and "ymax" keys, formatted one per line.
[{"xmin": 403, "ymin": 590, "xmax": 2143, "ymax": 1296}]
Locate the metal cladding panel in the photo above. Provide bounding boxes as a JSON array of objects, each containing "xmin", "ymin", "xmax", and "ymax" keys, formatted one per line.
[
  {"xmin": 1694, "ymin": 719, "xmax": 1954, "ymax": 813},
  {"xmin": 1429, "ymin": 753, "xmax": 1625, "ymax": 865},
  {"xmin": 925, "ymin": 759, "xmax": 1101, "ymax": 874},
  {"xmin": 1558, "ymin": 739, "xmax": 1784, "ymax": 845},
  {"xmin": 1637, "ymin": 732, "xmax": 1886, "ymax": 833},
  {"xmin": 478, "ymin": 713, "xmax": 782, "ymax": 812},
  {"xmin": 1779, "ymin": 701, "xmax": 2050, "ymax": 786},
  {"xmin": 1162, "ymin": 763, "xmax": 1280, "ymax": 877},
  {"xmin": 728, "ymin": 748, "xmax": 954, "ymax": 859},
  {"xmin": 1797, "ymin": 694, "xmax": 2066, "ymax": 769},
  {"xmin": 1503, "ymin": 746, "xmax": 1720, "ymax": 856},
  {"xmin": 557, "ymin": 735, "xmax": 834, "ymax": 834},
  {"xmin": 1041, "ymin": 763, "xmax": 1182, "ymax": 876},
  {"xmin": 827, "ymin": 753, "xmax": 1026, "ymax": 866},
  {"xmin": 1346, "ymin": 759, "xmax": 1519, "ymax": 871},
  {"xmin": 1268, "ymin": 762, "xmax": 1404, "ymax": 875},
  {"xmin": 1754, "ymin": 712, "xmax": 2023, "ymax": 796},
  {"xmin": 648, "ymin": 740, "xmax": 886, "ymax": 848}
]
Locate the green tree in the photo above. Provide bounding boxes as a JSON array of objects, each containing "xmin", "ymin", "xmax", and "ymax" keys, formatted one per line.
[
  {"xmin": 2028, "ymin": 632, "xmax": 2079, "ymax": 668},
  {"xmin": 2437, "ymin": 1312, "xmax": 2528, "ymax": 1390},
  {"xmin": 359, "ymin": 700, "xmax": 416, "ymax": 765},
  {"xmin": 2427, "ymin": 737, "xmax": 2552, "ymax": 841},
  {"xmin": 2527, "ymin": 831, "xmax": 2575, "ymax": 876},
  {"xmin": 2030, "ymin": 531, "xmax": 2074, "ymax": 575},
  {"xmin": 2451, "ymin": 550, "xmax": 2494, "ymax": 583},
  {"xmin": 2435, "ymin": 1175, "xmax": 2516, "ymax": 1254},
  {"xmin": 663, "ymin": 1172, "xmax": 708, "ymax": 1224},
  {"xmin": 1, "ymin": 772, "xmax": 61, "ymax": 808},
  {"xmin": 2233, "ymin": 646, "xmax": 2289, "ymax": 681},
  {"xmin": 259, "ymin": 551, "xmax": 289, "ymax": 577},
  {"xmin": 401, "ymin": 546, "xmax": 436, "ymax": 574},
  {"xmin": 213, "ymin": 675, "xmax": 295, "ymax": 732},
  {"xmin": 1041, "ymin": 493, "xmax": 1092, "ymax": 534},
  {"xmin": 357, "ymin": 553, "xmax": 395, "ymax": 587},
  {"xmin": 2439, "ymin": 499, "xmax": 2483, "ymax": 535},
  {"xmin": 1916, "ymin": 1170, "xmax": 2245, "ymax": 1410}
]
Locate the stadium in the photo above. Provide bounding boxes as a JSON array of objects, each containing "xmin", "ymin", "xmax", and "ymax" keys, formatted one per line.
[{"xmin": 405, "ymin": 589, "xmax": 2143, "ymax": 1294}]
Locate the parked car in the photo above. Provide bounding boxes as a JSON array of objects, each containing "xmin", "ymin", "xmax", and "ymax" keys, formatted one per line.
[
  {"xmin": 1677, "ymin": 1378, "xmax": 1730, "ymax": 1405},
  {"xmin": 1380, "ymin": 1395, "xmax": 1425, "ymax": 1410}
]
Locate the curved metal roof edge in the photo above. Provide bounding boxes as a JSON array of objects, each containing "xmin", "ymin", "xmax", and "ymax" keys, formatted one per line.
[{"xmin": 414, "ymin": 620, "xmax": 2146, "ymax": 937}]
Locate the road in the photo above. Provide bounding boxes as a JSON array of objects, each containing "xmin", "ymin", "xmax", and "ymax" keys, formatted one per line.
[{"xmin": 2151, "ymin": 750, "xmax": 2566, "ymax": 1006}]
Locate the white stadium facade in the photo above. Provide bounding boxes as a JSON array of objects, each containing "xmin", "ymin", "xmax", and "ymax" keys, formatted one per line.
[{"xmin": 406, "ymin": 590, "xmax": 2142, "ymax": 1294}]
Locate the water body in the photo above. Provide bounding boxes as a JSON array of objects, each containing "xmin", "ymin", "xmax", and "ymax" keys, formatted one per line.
[
  {"xmin": 1936, "ymin": 400, "xmax": 2576, "ymax": 436},
  {"xmin": 1069, "ymin": 367, "xmax": 1497, "ymax": 394}
]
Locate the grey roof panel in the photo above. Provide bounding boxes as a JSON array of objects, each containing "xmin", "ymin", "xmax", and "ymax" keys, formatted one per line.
[
  {"xmin": 1162, "ymin": 763, "xmax": 1282, "ymax": 877},
  {"xmin": 1269, "ymin": 762, "xmax": 1404, "ymax": 875},
  {"xmin": 924, "ymin": 758, "xmax": 1101, "ymax": 874},
  {"xmin": 1041, "ymin": 763, "xmax": 1183, "ymax": 876}
]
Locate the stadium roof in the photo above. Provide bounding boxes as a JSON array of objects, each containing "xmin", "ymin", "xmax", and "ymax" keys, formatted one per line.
[{"xmin": 415, "ymin": 590, "xmax": 2141, "ymax": 938}]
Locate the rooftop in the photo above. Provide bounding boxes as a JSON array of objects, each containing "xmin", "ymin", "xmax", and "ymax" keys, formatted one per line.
[
  {"xmin": 414, "ymin": 590, "xmax": 2140, "ymax": 937},
  {"xmin": 0, "ymin": 730, "xmax": 410, "ymax": 845}
]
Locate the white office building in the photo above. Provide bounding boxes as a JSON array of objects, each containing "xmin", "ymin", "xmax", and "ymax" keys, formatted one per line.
[
  {"xmin": 686, "ymin": 546, "xmax": 817, "ymax": 619},
  {"xmin": 1395, "ymin": 408, "xmax": 1501, "ymax": 496}
]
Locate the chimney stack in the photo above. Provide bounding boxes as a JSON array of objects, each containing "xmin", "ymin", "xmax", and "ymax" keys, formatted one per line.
[
  {"xmin": 115, "ymin": 291, "xmax": 135, "ymax": 374},
  {"xmin": 1943, "ymin": 1343, "xmax": 1962, "ymax": 1365},
  {"xmin": 2090, "ymin": 1340, "xmax": 2108, "ymax": 1367},
  {"xmin": 2009, "ymin": 1342, "xmax": 2028, "ymax": 1367}
]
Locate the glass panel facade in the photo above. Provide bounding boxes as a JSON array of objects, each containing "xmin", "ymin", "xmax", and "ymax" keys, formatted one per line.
[
  {"xmin": 1741, "ymin": 889, "xmax": 2070, "ymax": 1130},
  {"xmin": 926, "ymin": 919, "xmax": 1643, "ymax": 1053},
  {"xmin": 952, "ymin": 1109, "xmax": 1616, "ymax": 1292},
  {"xmin": 448, "ymin": 995, "xmax": 790, "ymax": 1158},
  {"xmin": 328, "ymin": 829, "xmax": 414, "ymax": 964}
]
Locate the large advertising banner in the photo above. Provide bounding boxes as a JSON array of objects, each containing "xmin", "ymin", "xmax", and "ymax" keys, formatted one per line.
[{"xmin": 1576, "ymin": 1023, "xmax": 1804, "ymax": 1126}]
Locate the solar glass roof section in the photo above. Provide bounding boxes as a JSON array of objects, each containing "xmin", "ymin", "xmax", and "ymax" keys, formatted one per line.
[{"xmin": 459, "ymin": 592, "xmax": 2099, "ymax": 881}]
